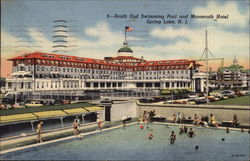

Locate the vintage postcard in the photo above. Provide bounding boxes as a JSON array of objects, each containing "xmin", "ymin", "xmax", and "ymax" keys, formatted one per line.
[{"xmin": 0, "ymin": 0, "xmax": 249, "ymax": 160}]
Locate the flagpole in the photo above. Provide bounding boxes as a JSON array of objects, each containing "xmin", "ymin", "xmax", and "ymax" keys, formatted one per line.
[{"xmin": 125, "ymin": 27, "xmax": 127, "ymax": 42}]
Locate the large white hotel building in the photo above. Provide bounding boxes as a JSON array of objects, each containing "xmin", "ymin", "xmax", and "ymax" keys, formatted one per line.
[{"xmin": 5, "ymin": 42, "xmax": 207, "ymax": 99}]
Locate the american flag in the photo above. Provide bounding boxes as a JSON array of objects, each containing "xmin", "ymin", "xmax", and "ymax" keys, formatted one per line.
[{"xmin": 125, "ymin": 26, "xmax": 133, "ymax": 32}]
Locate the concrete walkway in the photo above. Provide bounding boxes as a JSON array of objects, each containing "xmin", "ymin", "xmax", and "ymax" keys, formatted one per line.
[
  {"xmin": 0, "ymin": 122, "xmax": 98, "ymax": 153},
  {"xmin": 0, "ymin": 121, "xmax": 137, "ymax": 155}
]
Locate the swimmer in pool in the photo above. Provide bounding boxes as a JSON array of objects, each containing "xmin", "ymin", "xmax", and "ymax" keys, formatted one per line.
[
  {"xmin": 226, "ymin": 127, "xmax": 230, "ymax": 134},
  {"xmin": 179, "ymin": 127, "xmax": 184, "ymax": 135},
  {"xmin": 241, "ymin": 128, "xmax": 244, "ymax": 133},
  {"xmin": 148, "ymin": 133, "xmax": 153, "ymax": 140},
  {"xmin": 122, "ymin": 120, "xmax": 126, "ymax": 129},
  {"xmin": 170, "ymin": 131, "xmax": 176, "ymax": 144},
  {"xmin": 184, "ymin": 126, "xmax": 188, "ymax": 134},
  {"xmin": 140, "ymin": 125, "xmax": 144, "ymax": 130},
  {"xmin": 187, "ymin": 128, "xmax": 196, "ymax": 138}
]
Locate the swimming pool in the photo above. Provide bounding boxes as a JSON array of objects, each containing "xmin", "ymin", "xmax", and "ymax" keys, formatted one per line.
[{"xmin": 1, "ymin": 124, "xmax": 249, "ymax": 160}]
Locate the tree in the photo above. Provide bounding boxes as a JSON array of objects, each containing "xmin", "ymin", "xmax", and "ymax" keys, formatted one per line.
[{"xmin": 0, "ymin": 77, "xmax": 6, "ymax": 88}]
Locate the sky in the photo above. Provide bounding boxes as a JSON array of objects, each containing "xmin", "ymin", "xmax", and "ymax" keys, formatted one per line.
[{"xmin": 1, "ymin": 0, "xmax": 249, "ymax": 78}]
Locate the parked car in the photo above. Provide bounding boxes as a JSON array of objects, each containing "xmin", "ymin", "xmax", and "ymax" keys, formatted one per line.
[
  {"xmin": 188, "ymin": 98, "xmax": 208, "ymax": 104},
  {"xmin": 221, "ymin": 90, "xmax": 236, "ymax": 98},
  {"xmin": 187, "ymin": 93, "xmax": 199, "ymax": 98},
  {"xmin": 240, "ymin": 90, "xmax": 250, "ymax": 96}
]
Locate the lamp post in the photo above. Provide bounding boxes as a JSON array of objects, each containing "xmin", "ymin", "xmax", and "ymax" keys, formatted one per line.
[{"xmin": 170, "ymin": 73, "xmax": 173, "ymax": 102}]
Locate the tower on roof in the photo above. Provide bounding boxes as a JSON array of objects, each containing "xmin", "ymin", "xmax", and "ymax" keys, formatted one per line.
[
  {"xmin": 233, "ymin": 56, "xmax": 238, "ymax": 65},
  {"xmin": 117, "ymin": 41, "xmax": 134, "ymax": 57}
]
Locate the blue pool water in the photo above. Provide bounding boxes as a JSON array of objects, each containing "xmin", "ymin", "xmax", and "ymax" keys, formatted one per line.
[{"xmin": 1, "ymin": 124, "xmax": 249, "ymax": 160}]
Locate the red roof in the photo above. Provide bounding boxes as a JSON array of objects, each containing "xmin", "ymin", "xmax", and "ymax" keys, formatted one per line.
[
  {"xmin": 8, "ymin": 52, "xmax": 99, "ymax": 63},
  {"xmin": 105, "ymin": 56, "xmax": 144, "ymax": 61},
  {"xmin": 8, "ymin": 52, "xmax": 202, "ymax": 67}
]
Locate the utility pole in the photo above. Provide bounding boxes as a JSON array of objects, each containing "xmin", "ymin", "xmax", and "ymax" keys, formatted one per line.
[
  {"xmin": 205, "ymin": 30, "xmax": 209, "ymax": 104},
  {"xmin": 194, "ymin": 31, "xmax": 224, "ymax": 104}
]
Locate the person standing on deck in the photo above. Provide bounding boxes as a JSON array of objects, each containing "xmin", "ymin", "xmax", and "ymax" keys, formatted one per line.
[
  {"xmin": 37, "ymin": 121, "xmax": 43, "ymax": 143},
  {"xmin": 172, "ymin": 114, "xmax": 177, "ymax": 123},
  {"xmin": 210, "ymin": 114, "xmax": 218, "ymax": 127},
  {"xmin": 176, "ymin": 112, "xmax": 182, "ymax": 123},
  {"xmin": 193, "ymin": 114, "xmax": 199, "ymax": 125},
  {"xmin": 73, "ymin": 120, "xmax": 80, "ymax": 136},
  {"xmin": 75, "ymin": 116, "xmax": 80, "ymax": 128},
  {"xmin": 98, "ymin": 120, "xmax": 103, "ymax": 131}
]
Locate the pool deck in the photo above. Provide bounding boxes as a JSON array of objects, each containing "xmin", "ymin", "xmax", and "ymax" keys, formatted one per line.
[
  {"xmin": 136, "ymin": 101, "xmax": 250, "ymax": 110},
  {"xmin": 1, "ymin": 120, "xmax": 249, "ymax": 155},
  {"xmin": 0, "ymin": 121, "xmax": 138, "ymax": 154}
]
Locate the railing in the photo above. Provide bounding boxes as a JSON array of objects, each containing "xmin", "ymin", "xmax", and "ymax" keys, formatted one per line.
[{"xmin": 100, "ymin": 91, "xmax": 159, "ymax": 98}]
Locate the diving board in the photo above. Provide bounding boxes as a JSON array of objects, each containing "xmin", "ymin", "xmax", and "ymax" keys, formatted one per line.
[{"xmin": 0, "ymin": 113, "xmax": 37, "ymax": 124}]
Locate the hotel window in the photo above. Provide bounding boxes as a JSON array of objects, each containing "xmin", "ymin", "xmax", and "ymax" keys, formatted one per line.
[
  {"xmin": 28, "ymin": 82, "xmax": 31, "ymax": 89},
  {"xmin": 19, "ymin": 82, "xmax": 24, "ymax": 89},
  {"xmin": 37, "ymin": 82, "xmax": 39, "ymax": 88}
]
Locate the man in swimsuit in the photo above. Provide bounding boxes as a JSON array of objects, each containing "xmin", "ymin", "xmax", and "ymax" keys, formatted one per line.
[
  {"xmin": 179, "ymin": 127, "xmax": 184, "ymax": 135},
  {"xmin": 184, "ymin": 126, "xmax": 188, "ymax": 134},
  {"xmin": 170, "ymin": 131, "xmax": 176, "ymax": 144},
  {"xmin": 193, "ymin": 114, "xmax": 199, "ymax": 125},
  {"xmin": 98, "ymin": 120, "xmax": 103, "ymax": 132},
  {"xmin": 73, "ymin": 120, "xmax": 79, "ymax": 136},
  {"xmin": 148, "ymin": 133, "xmax": 153, "ymax": 140},
  {"xmin": 37, "ymin": 121, "xmax": 43, "ymax": 142},
  {"xmin": 122, "ymin": 120, "xmax": 126, "ymax": 129},
  {"xmin": 188, "ymin": 128, "xmax": 196, "ymax": 138}
]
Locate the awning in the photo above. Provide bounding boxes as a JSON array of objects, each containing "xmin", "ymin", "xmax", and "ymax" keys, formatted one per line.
[
  {"xmin": 63, "ymin": 108, "xmax": 88, "ymax": 115},
  {"xmin": 84, "ymin": 106, "xmax": 104, "ymax": 112},
  {"xmin": 10, "ymin": 71, "xmax": 31, "ymax": 76},
  {"xmin": 0, "ymin": 113, "xmax": 37, "ymax": 124},
  {"xmin": 33, "ymin": 110, "xmax": 67, "ymax": 118}
]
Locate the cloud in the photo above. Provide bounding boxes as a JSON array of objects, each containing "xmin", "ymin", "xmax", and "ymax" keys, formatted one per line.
[
  {"xmin": 150, "ymin": 26, "xmax": 248, "ymax": 58},
  {"xmin": 1, "ymin": 21, "xmax": 141, "ymax": 62},
  {"xmin": 28, "ymin": 28, "xmax": 54, "ymax": 52},
  {"xmin": 192, "ymin": 1, "xmax": 249, "ymax": 28},
  {"xmin": 148, "ymin": 26, "xmax": 249, "ymax": 70}
]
